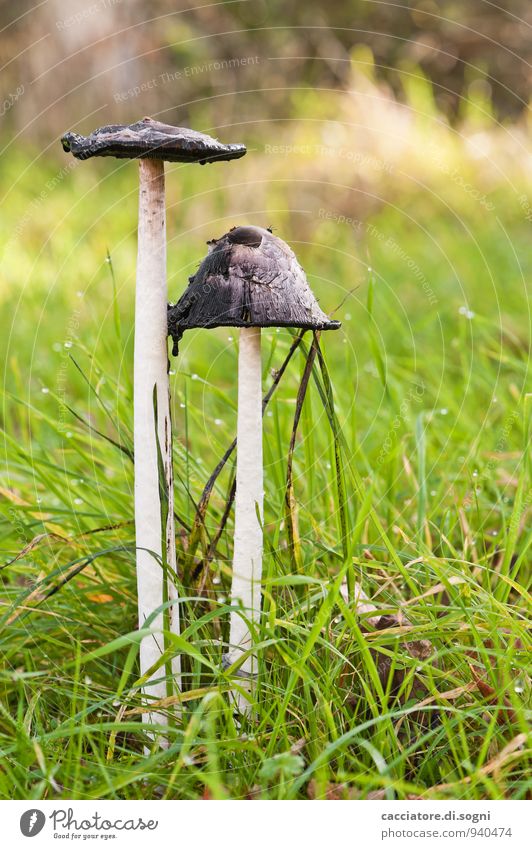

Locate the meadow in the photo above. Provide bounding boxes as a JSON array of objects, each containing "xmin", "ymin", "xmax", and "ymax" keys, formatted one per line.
[{"xmin": 0, "ymin": 73, "xmax": 530, "ymax": 799}]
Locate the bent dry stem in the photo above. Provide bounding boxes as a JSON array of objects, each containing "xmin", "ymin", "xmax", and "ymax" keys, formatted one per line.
[
  {"xmin": 227, "ymin": 326, "xmax": 263, "ymax": 712},
  {"xmin": 134, "ymin": 158, "xmax": 179, "ymax": 737}
]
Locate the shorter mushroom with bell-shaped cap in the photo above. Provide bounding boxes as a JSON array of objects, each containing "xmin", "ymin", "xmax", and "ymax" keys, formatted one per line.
[{"xmin": 168, "ymin": 225, "xmax": 340, "ymax": 713}]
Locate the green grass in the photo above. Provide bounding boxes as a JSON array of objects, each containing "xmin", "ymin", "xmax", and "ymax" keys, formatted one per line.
[{"xmin": 0, "ymin": 131, "xmax": 530, "ymax": 800}]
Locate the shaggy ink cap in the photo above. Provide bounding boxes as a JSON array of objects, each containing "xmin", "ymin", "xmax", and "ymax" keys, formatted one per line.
[
  {"xmin": 61, "ymin": 116, "xmax": 247, "ymax": 164},
  {"xmin": 167, "ymin": 225, "xmax": 341, "ymax": 709},
  {"xmin": 60, "ymin": 118, "xmax": 246, "ymax": 728},
  {"xmin": 168, "ymin": 225, "xmax": 341, "ymax": 354}
]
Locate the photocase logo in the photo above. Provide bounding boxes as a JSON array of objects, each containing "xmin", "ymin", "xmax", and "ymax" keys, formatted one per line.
[{"xmin": 20, "ymin": 810, "xmax": 46, "ymax": 837}]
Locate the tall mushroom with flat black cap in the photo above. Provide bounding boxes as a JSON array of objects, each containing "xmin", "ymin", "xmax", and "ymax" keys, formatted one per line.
[
  {"xmin": 168, "ymin": 225, "xmax": 340, "ymax": 712},
  {"xmin": 61, "ymin": 118, "xmax": 245, "ymax": 735}
]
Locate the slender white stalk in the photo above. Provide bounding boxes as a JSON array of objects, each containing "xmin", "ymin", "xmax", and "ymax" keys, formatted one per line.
[
  {"xmin": 134, "ymin": 159, "xmax": 180, "ymax": 742},
  {"xmin": 228, "ymin": 327, "xmax": 263, "ymax": 713}
]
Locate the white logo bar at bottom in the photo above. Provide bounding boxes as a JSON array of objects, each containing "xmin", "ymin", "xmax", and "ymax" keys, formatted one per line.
[{"xmin": 1, "ymin": 800, "xmax": 527, "ymax": 849}]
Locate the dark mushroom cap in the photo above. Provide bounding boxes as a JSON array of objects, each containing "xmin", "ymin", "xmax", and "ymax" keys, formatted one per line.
[
  {"xmin": 168, "ymin": 225, "xmax": 340, "ymax": 354},
  {"xmin": 61, "ymin": 117, "xmax": 246, "ymax": 164}
]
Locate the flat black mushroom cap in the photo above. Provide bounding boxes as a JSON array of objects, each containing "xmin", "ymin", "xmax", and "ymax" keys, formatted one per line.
[
  {"xmin": 168, "ymin": 225, "xmax": 341, "ymax": 354},
  {"xmin": 61, "ymin": 117, "xmax": 246, "ymax": 164}
]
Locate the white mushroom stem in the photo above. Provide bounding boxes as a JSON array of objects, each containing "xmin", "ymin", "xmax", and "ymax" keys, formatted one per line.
[
  {"xmin": 134, "ymin": 158, "xmax": 180, "ymax": 741},
  {"xmin": 228, "ymin": 327, "xmax": 264, "ymax": 713},
  {"xmin": 228, "ymin": 326, "xmax": 264, "ymax": 713}
]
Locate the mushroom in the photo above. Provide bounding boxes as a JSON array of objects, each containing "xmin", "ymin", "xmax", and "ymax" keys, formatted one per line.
[
  {"xmin": 61, "ymin": 118, "xmax": 246, "ymax": 735},
  {"xmin": 168, "ymin": 225, "xmax": 340, "ymax": 712}
]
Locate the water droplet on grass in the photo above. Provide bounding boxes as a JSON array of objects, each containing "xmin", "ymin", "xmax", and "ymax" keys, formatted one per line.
[{"xmin": 41, "ymin": 387, "xmax": 49, "ymax": 394}]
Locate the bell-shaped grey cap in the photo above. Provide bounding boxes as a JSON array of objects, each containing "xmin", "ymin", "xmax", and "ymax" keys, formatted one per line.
[
  {"xmin": 168, "ymin": 225, "xmax": 340, "ymax": 354},
  {"xmin": 61, "ymin": 116, "xmax": 246, "ymax": 164}
]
